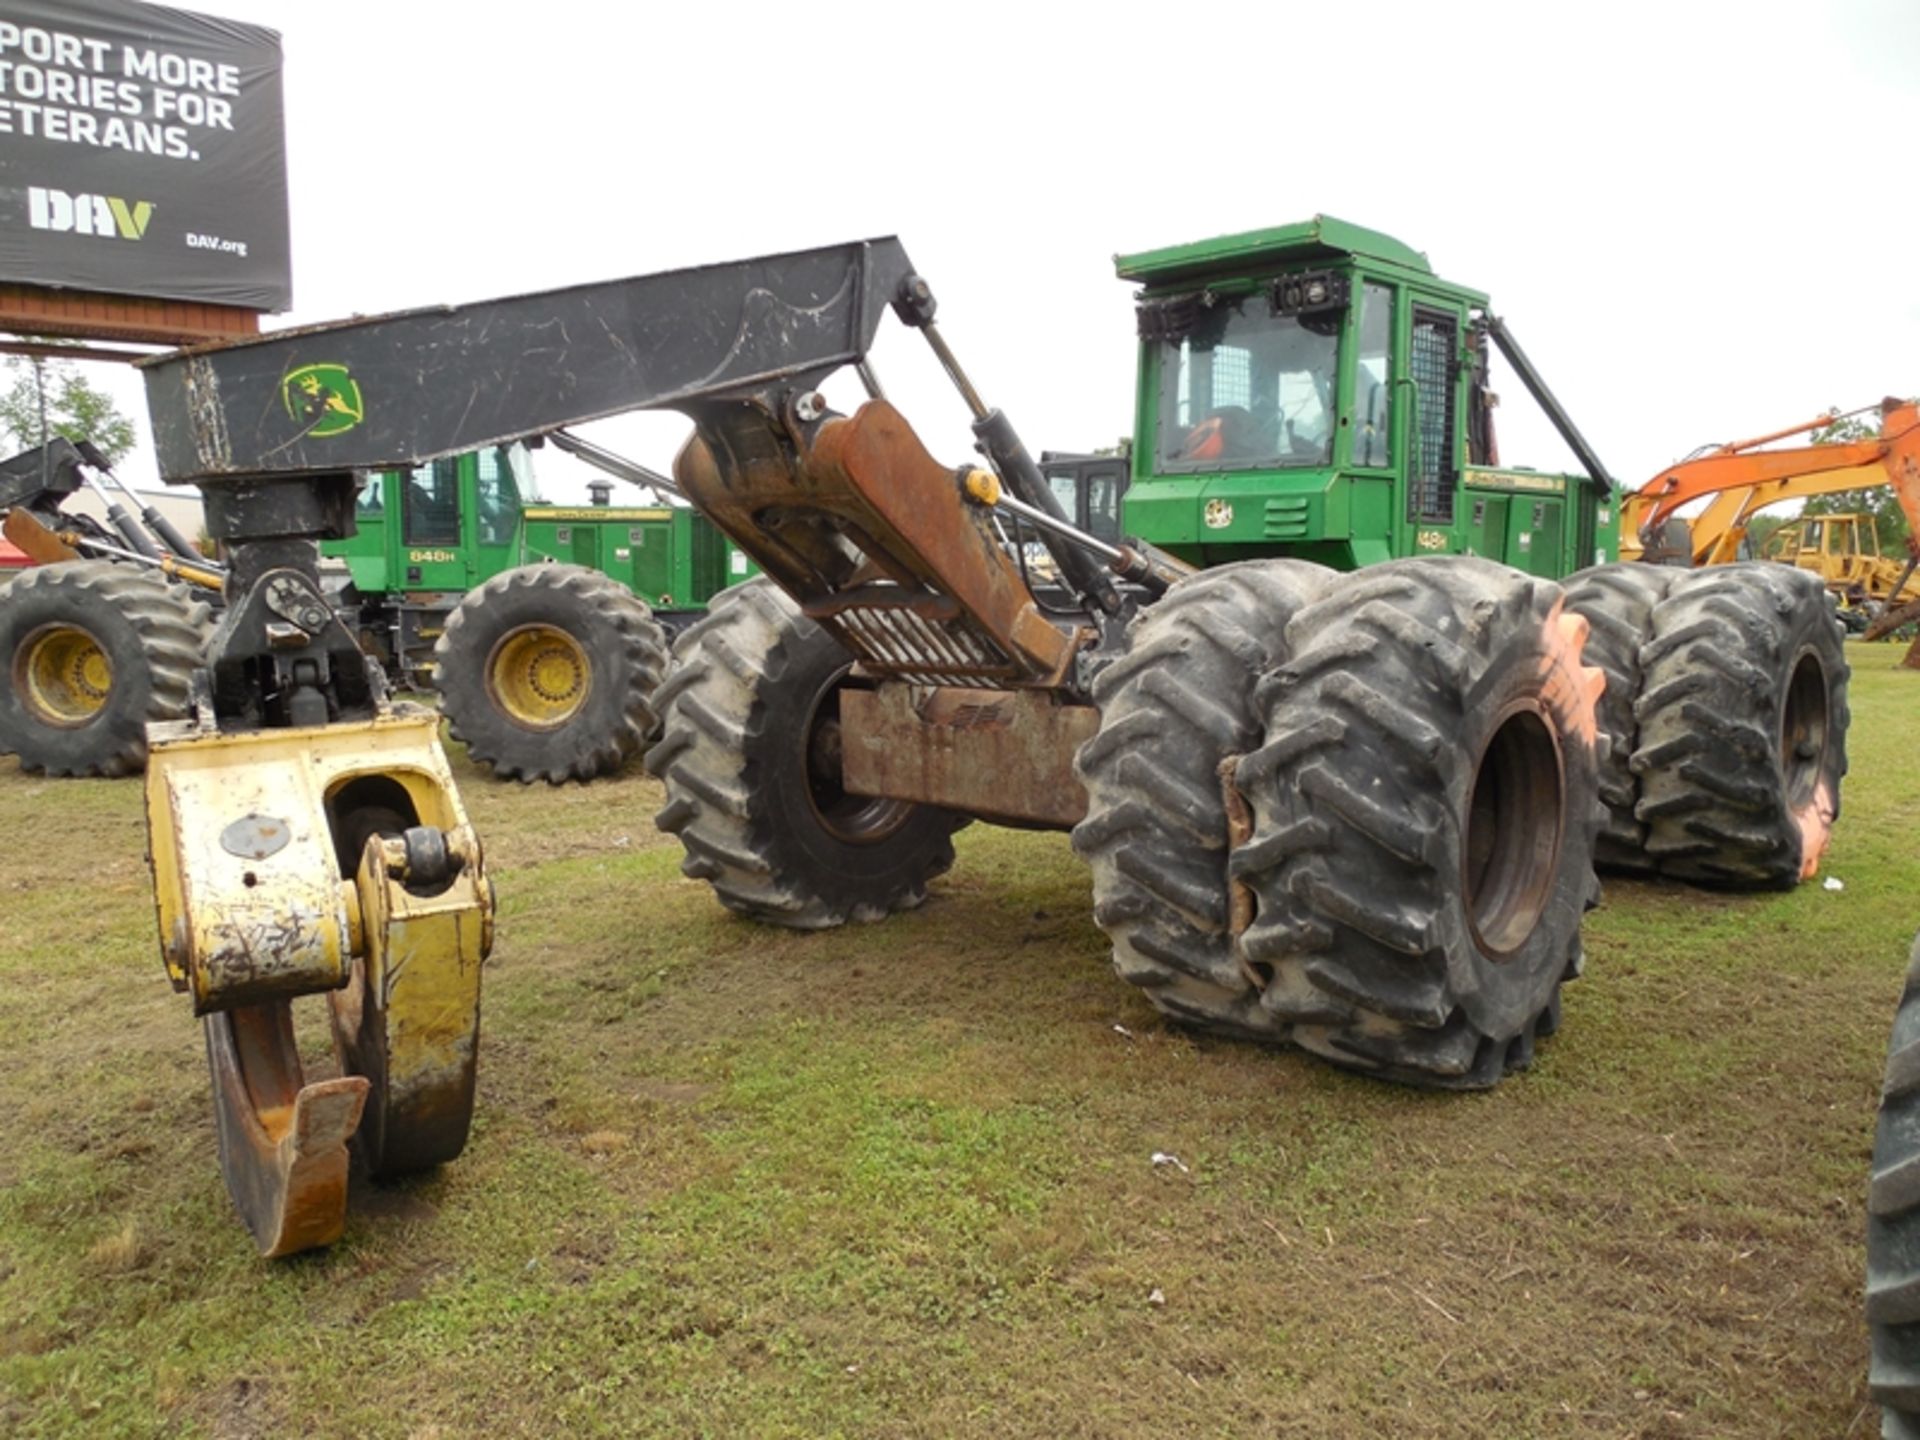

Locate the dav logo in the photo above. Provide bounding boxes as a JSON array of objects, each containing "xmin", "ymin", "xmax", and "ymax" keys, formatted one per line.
[{"xmin": 29, "ymin": 185, "xmax": 153, "ymax": 241}]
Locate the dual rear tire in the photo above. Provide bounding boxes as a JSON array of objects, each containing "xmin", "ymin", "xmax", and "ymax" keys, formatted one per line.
[
  {"xmin": 1074, "ymin": 556, "xmax": 1605, "ymax": 1089},
  {"xmin": 1564, "ymin": 561, "xmax": 1848, "ymax": 888},
  {"xmin": 649, "ymin": 557, "xmax": 1851, "ymax": 1090}
]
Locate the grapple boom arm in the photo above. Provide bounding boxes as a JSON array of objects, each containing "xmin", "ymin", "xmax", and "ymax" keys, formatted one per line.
[{"xmin": 140, "ymin": 238, "xmax": 916, "ymax": 482}]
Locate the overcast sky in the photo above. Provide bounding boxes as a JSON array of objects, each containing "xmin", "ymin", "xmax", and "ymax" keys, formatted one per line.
[{"xmin": 73, "ymin": 0, "xmax": 1920, "ymax": 503}]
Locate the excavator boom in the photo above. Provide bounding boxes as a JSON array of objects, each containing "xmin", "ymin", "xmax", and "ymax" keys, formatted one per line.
[
  {"xmin": 1626, "ymin": 398, "xmax": 1920, "ymax": 562},
  {"xmin": 1686, "ymin": 462, "xmax": 1894, "ymax": 566}
]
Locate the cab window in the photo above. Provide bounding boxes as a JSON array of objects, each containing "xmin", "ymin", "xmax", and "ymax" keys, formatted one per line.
[
  {"xmin": 404, "ymin": 458, "xmax": 460, "ymax": 545},
  {"xmin": 1086, "ymin": 472, "xmax": 1120, "ymax": 540},
  {"xmin": 1354, "ymin": 283, "xmax": 1392, "ymax": 467},
  {"xmin": 1156, "ymin": 295, "xmax": 1337, "ymax": 471},
  {"xmin": 474, "ymin": 447, "xmax": 522, "ymax": 547},
  {"xmin": 1047, "ymin": 472, "xmax": 1080, "ymax": 521}
]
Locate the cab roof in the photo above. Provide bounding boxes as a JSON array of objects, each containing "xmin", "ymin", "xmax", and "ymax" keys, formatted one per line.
[{"xmin": 1115, "ymin": 214, "xmax": 1435, "ymax": 287}]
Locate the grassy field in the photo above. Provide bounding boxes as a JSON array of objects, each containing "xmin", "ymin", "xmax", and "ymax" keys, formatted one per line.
[{"xmin": 0, "ymin": 644, "xmax": 1913, "ymax": 1438}]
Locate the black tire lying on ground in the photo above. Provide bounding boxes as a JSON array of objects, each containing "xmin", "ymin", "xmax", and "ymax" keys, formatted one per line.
[
  {"xmin": 1632, "ymin": 562, "xmax": 1848, "ymax": 888},
  {"xmin": 434, "ymin": 564, "xmax": 669, "ymax": 784},
  {"xmin": 1232, "ymin": 557, "xmax": 1606, "ymax": 1089},
  {"xmin": 647, "ymin": 577, "xmax": 960, "ymax": 928},
  {"xmin": 1868, "ymin": 933, "xmax": 1920, "ymax": 1440},
  {"xmin": 1562, "ymin": 562, "xmax": 1682, "ymax": 873},
  {"xmin": 0, "ymin": 560, "xmax": 209, "ymax": 778},
  {"xmin": 1072, "ymin": 559, "xmax": 1336, "ymax": 1041}
]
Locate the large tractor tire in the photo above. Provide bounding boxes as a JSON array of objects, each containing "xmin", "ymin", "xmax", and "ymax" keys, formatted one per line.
[
  {"xmin": 0, "ymin": 560, "xmax": 209, "ymax": 778},
  {"xmin": 1072, "ymin": 559, "xmax": 1336, "ymax": 1040},
  {"xmin": 1562, "ymin": 562, "xmax": 1681, "ymax": 873},
  {"xmin": 1869, "ymin": 933, "xmax": 1920, "ymax": 1439},
  {"xmin": 647, "ymin": 578, "xmax": 960, "ymax": 928},
  {"xmin": 434, "ymin": 564, "xmax": 669, "ymax": 784},
  {"xmin": 1232, "ymin": 557, "xmax": 1606, "ymax": 1089},
  {"xmin": 1633, "ymin": 562, "xmax": 1848, "ymax": 888}
]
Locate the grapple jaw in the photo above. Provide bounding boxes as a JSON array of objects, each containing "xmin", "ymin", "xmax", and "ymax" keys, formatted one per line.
[
  {"xmin": 145, "ymin": 707, "xmax": 492, "ymax": 1257},
  {"xmin": 204, "ymin": 1005, "xmax": 369, "ymax": 1258}
]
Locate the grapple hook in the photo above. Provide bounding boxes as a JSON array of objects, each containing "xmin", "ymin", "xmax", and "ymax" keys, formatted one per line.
[{"xmin": 205, "ymin": 1002, "xmax": 369, "ymax": 1258}]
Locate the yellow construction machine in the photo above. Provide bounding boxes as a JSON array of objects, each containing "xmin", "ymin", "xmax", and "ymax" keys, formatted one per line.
[
  {"xmin": 1759, "ymin": 511, "xmax": 1911, "ymax": 612},
  {"xmin": 0, "ymin": 438, "xmax": 224, "ymax": 776}
]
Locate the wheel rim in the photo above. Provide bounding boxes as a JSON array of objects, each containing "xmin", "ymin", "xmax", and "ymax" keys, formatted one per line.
[
  {"xmin": 1781, "ymin": 650, "xmax": 1830, "ymax": 806},
  {"xmin": 803, "ymin": 668, "xmax": 917, "ymax": 845},
  {"xmin": 14, "ymin": 622, "xmax": 113, "ymax": 727},
  {"xmin": 485, "ymin": 624, "xmax": 591, "ymax": 729},
  {"xmin": 1463, "ymin": 704, "xmax": 1565, "ymax": 959}
]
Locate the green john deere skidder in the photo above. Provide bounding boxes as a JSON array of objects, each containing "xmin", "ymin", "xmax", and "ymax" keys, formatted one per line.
[
  {"xmin": 134, "ymin": 218, "xmax": 1854, "ymax": 1253},
  {"xmin": 0, "ymin": 433, "xmax": 742, "ymax": 783},
  {"xmin": 323, "ymin": 441, "xmax": 744, "ymax": 782}
]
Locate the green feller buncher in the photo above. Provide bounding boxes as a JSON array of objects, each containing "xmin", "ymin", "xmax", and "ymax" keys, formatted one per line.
[{"xmin": 135, "ymin": 218, "xmax": 1849, "ymax": 1124}]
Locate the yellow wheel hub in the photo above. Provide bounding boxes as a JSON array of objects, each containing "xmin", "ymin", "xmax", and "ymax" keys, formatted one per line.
[
  {"xmin": 488, "ymin": 624, "xmax": 591, "ymax": 728},
  {"xmin": 16, "ymin": 623, "xmax": 113, "ymax": 726}
]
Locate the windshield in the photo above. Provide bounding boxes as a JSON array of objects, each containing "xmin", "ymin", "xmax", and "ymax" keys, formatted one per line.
[{"xmin": 1156, "ymin": 295, "xmax": 1339, "ymax": 471}]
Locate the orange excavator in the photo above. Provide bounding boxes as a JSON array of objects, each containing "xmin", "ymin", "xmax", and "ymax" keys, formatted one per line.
[{"xmin": 1622, "ymin": 397, "xmax": 1920, "ymax": 664}]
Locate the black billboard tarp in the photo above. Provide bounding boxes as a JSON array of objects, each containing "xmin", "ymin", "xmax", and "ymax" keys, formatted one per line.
[{"xmin": 0, "ymin": 0, "xmax": 289, "ymax": 310}]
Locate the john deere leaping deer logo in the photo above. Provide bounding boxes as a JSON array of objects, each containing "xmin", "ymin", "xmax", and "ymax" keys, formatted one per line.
[{"xmin": 281, "ymin": 363, "xmax": 365, "ymax": 438}]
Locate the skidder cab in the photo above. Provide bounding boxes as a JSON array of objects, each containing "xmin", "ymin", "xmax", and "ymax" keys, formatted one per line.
[{"xmin": 1118, "ymin": 216, "xmax": 1620, "ymax": 576}]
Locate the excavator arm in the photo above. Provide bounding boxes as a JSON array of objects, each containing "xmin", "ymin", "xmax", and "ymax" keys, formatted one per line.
[
  {"xmin": 1684, "ymin": 464, "xmax": 1902, "ymax": 567},
  {"xmin": 1625, "ymin": 398, "xmax": 1920, "ymax": 564}
]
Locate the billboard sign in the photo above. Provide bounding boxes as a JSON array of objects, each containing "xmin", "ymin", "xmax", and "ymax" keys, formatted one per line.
[{"xmin": 0, "ymin": 0, "xmax": 289, "ymax": 311}]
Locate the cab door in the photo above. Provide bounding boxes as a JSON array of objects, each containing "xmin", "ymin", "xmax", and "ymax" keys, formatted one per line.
[
  {"xmin": 1043, "ymin": 456, "xmax": 1131, "ymax": 541},
  {"xmin": 1077, "ymin": 459, "xmax": 1129, "ymax": 541},
  {"xmin": 401, "ymin": 456, "xmax": 469, "ymax": 591},
  {"xmin": 336, "ymin": 472, "xmax": 391, "ymax": 595},
  {"xmin": 468, "ymin": 446, "xmax": 525, "ymax": 584},
  {"xmin": 1399, "ymin": 298, "xmax": 1467, "ymax": 554}
]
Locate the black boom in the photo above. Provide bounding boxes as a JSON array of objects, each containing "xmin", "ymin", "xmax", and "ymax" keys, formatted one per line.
[{"xmin": 140, "ymin": 239, "xmax": 918, "ymax": 483}]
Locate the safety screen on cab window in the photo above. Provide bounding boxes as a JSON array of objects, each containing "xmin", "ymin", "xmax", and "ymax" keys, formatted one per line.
[
  {"xmin": 1408, "ymin": 309, "xmax": 1459, "ymax": 523},
  {"xmin": 1154, "ymin": 296, "xmax": 1337, "ymax": 472}
]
